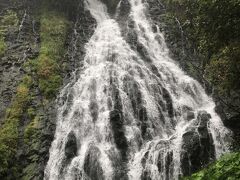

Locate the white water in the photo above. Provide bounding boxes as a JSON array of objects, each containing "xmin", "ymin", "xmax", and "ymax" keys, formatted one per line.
[{"xmin": 44, "ymin": 0, "xmax": 230, "ymax": 179}]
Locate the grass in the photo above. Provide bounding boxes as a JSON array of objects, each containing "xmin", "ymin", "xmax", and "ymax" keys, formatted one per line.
[{"xmin": 184, "ymin": 152, "xmax": 240, "ymax": 180}]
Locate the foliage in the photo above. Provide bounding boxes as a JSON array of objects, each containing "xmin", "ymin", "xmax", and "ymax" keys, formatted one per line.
[
  {"xmin": 0, "ymin": 3, "xmax": 69, "ymax": 179},
  {"xmin": 162, "ymin": 0, "xmax": 240, "ymax": 96},
  {"xmin": 0, "ymin": 37, "xmax": 6, "ymax": 56},
  {"xmin": 24, "ymin": 116, "xmax": 39, "ymax": 144},
  {"xmin": 43, "ymin": 0, "xmax": 79, "ymax": 18},
  {"xmin": 20, "ymin": 9, "xmax": 69, "ymax": 179},
  {"xmin": 0, "ymin": 80, "xmax": 30, "ymax": 177},
  {"xmin": 0, "ymin": 10, "xmax": 19, "ymax": 56},
  {"xmin": 21, "ymin": 163, "xmax": 38, "ymax": 180},
  {"xmin": 35, "ymin": 11, "xmax": 68, "ymax": 99},
  {"xmin": 205, "ymin": 43, "xmax": 240, "ymax": 95},
  {"xmin": 1, "ymin": 10, "xmax": 19, "ymax": 27},
  {"xmin": 184, "ymin": 152, "xmax": 240, "ymax": 180}
]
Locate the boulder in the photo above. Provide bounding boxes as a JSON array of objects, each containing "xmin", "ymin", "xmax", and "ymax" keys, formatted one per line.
[
  {"xmin": 84, "ymin": 145, "xmax": 104, "ymax": 180},
  {"xmin": 65, "ymin": 131, "xmax": 78, "ymax": 159},
  {"xmin": 180, "ymin": 111, "xmax": 215, "ymax": 176},
  {"xmin": 183, "ymin": 111, "xmax": 195, "ymax": 121},
  {"xmin": 101, "ymin": 0, "xmax": 121, "ymax": 15}
]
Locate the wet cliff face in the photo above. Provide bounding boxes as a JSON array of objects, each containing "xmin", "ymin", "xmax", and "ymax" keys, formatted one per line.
[
  {"xmin": 0, "ymin": 0, "xmax": 38, "ymax": 125},
  {"xmin": 145, "ymin": 0, "xmax": 240, "ymax": 149},
  {"xmin": 0, "ymin": 0, "xmax": 236, "ymax": 179},
  {"xmin": 0, "ymin": 0, "xmax": 95, "ymax": 179},
  {"xmin": 45, "ymin": 0, "xmax": 228, "ymax": 179}
]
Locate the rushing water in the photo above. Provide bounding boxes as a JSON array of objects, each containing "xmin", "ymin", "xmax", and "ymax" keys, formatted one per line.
[{"xmin": 44, "ymin": 0, "xmax": 230, "ymax": 179}]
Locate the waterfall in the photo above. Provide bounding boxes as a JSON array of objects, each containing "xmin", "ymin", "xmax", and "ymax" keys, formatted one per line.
[{"xmin": 44, "ymin": 0, "xmax": 230, "ymax": 179}]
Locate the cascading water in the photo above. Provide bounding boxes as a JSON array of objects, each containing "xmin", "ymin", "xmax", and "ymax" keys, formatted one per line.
[{"xmin": 44, "ymin": 0, "xmax": 230, "ymax": 179}]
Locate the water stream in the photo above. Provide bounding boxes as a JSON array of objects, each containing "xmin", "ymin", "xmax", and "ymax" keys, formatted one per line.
[{"xmin": 44, "ymin": 0, "xmax": 230, "ymax": 179}]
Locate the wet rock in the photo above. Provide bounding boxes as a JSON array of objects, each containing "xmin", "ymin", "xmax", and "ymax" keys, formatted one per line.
[
  {"xmin": 180, "ymin": 111, "xmax": 215, "ymax": 176},
  {"xmin": 162, "ymin": 87, "xmax": 174, "ymax": 119},
  {"xmin": 110, "ymin": 109, "xmax": 128, "ymax": 158},
  {"xmin": 224, "ymin": 114, "xmax": 240, "ymax": 130},
  {"xmin": 101, "ymin": 0, "xmax": 121, "ymax": 15},
  {"xmin": 84, "ymin": 145, "xmax": 104, "ymax": 180},
  {"xmin": 139, "ymin": 107, "xmax": 149, "ymax": 138},
  {"xmin": 65, "ymin": 131, "xmax": 78, "ymax": 159},
  {"xmin": 183, "ymin": 111, "xmax": 195, "ymax": 121},
  {"xmin": 89, "ymin": 100, "xmax": 99, "ymax": 123},
  {"xmin": 136, "ymin": 42, "xmax": 152, "ymax": 62}
]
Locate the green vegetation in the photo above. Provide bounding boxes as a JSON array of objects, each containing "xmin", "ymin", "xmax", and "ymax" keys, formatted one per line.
[
  {"xmin": 205, "ymin": 44, "xmax": 240, "ymax": 95},
  {"xmin": 184, "ymin": 152, "xmax": 240, "ymax": 180},
  {"xmin": 0, "ymin": 78, "xmax": 31, "ymax": 177},
  {"xmin": 35, "ymin": 11, "xmax": 68, "ymax": 99},
  {"xmin": 0, "ymin": 5, "xmax": 69, "ymax": 179},
  {"xmin": 0, "ymin": 37, "xmax": 6, "ymax": 56},
  {"xmin": 0, "ymin": 10, "xmax": 19, "ymax": 56},
  {"xmin": 163, "ymin": 0, "xmax": 240, "ymax": 96},
  {"xmin": 21, "ymin": 10, "xmax": 69, "ymax": 179},
  {"xmin": 24, "ymin": 116, "xmax": 39, "ymax": 144}
]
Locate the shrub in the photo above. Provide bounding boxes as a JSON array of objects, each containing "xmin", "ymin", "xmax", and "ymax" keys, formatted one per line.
[
  {"xmin": 184, "ymin": 152, "xmax": 240, "ymax": 180},
  {"xmin": 205, "ymin": 43, "xmax": 240, "ymax": 95}
]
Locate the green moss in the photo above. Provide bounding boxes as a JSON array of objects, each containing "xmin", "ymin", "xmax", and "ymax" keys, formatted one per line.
[
  {"xmin": 184, "ymin": 152, "xmax": 240, "ymax": 180},
  {"xmin": 0, "ymin": 10, "xmax": 19, "ymax": 56},
  {"xmin": 22, "ymin": 163, "xmax": 38, "ymax": 180},
  {"xmin": 1, "ymin": 10, "xmax": 19, "ymax": 27},
  {"xmin": 0, "ymin": 37, "xmax": 6, "ymax": 56},
  {"xmin": 24, "ymin": 116, "xmax": 39, "ymax": 144},
  {"xmin": 162, "ymin": 0, "xmax": 240, "ymax": 98},
  {"xmin": 205, "ymin": 43, "xmax": 240, "ymax": 95},
  {"xmin": 0, "ymin": 6, "xmax": 69, "ymax": 179},
  {"xmin": 0, "ymin": 82, "xmax": 30, "ymax": 177},
  {"xmin": 20, "ymin": 9, "xmax": 69, "ymax": 179},
  {"xmin": 35, "ymin": 11, "xmax": 69, "ymax": 99}
]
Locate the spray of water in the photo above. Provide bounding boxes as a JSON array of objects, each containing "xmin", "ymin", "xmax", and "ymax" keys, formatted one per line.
[{"xmin": 44, "ymin": 0, "xmax": 230, "ymax": 179}]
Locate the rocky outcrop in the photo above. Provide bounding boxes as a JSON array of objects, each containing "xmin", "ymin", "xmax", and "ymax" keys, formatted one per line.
[
  {"xmin": 0, "ymin": 0, "xmax": 96, "ymax": 179},
  {"xmin": 101, "ymin": 0, "xmax": 121, "ymax": 15},
  {"xmin": 0, "ymin": 1, "xmax": 40, "ymax": 125},
  {"xmin": 84, "ymin": 145, "xmax": 105, "ymax": 180},
  {"xmin": 65, "ymin": 131, "xmax": 78, "ymax": 159},
  {"xmin": 181, "ymin": 111, "xmax": 215, "ymax": 176}
]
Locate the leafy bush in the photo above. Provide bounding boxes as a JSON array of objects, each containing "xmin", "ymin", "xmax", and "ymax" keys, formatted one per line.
[
  {"xmin": 184, "ymin": 152, "xmax": 240, "ymax": 180},
  {"xmin": 162, "ymin": 0, "xmax": 240, "ymax": 98},
  {"xmin": 205, "ymin": 44, "xmax": 240, "ymax": 95}
]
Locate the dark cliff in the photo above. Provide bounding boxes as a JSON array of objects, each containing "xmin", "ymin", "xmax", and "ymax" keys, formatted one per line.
[
  {"xmin": 0, "ymin": 0, "xmax": 95, "ymax": 179},
  {"xmin": 0, "ymin": 0, "xmax": 239, "ymax": 179}
]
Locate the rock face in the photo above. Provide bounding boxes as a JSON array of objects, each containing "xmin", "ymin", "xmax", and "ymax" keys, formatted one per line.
[
  {"xmin": 0, "ymin": 1, "xmax": 40, "ymax": 125},
  {"xmin": 65, "ymin": 131, "xmax": 78, "ymax": 159},
  {"xmin": 0, "ymin": 0, "xmax": 236, "ymax": 179},
  {"xmin": 0, "ymin": 0, "xmax": 96, "ymax": 179},
  {"xmin": 101, "ymin": 0, "xmax": 121, "ymax": 15},
  {"xmin": 84, "ymin": 145, "xmax": 105, "ymax": 180},
  {"xmin": 181, "ymin": 111, "xmax": 215, "ymax": 176}
]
